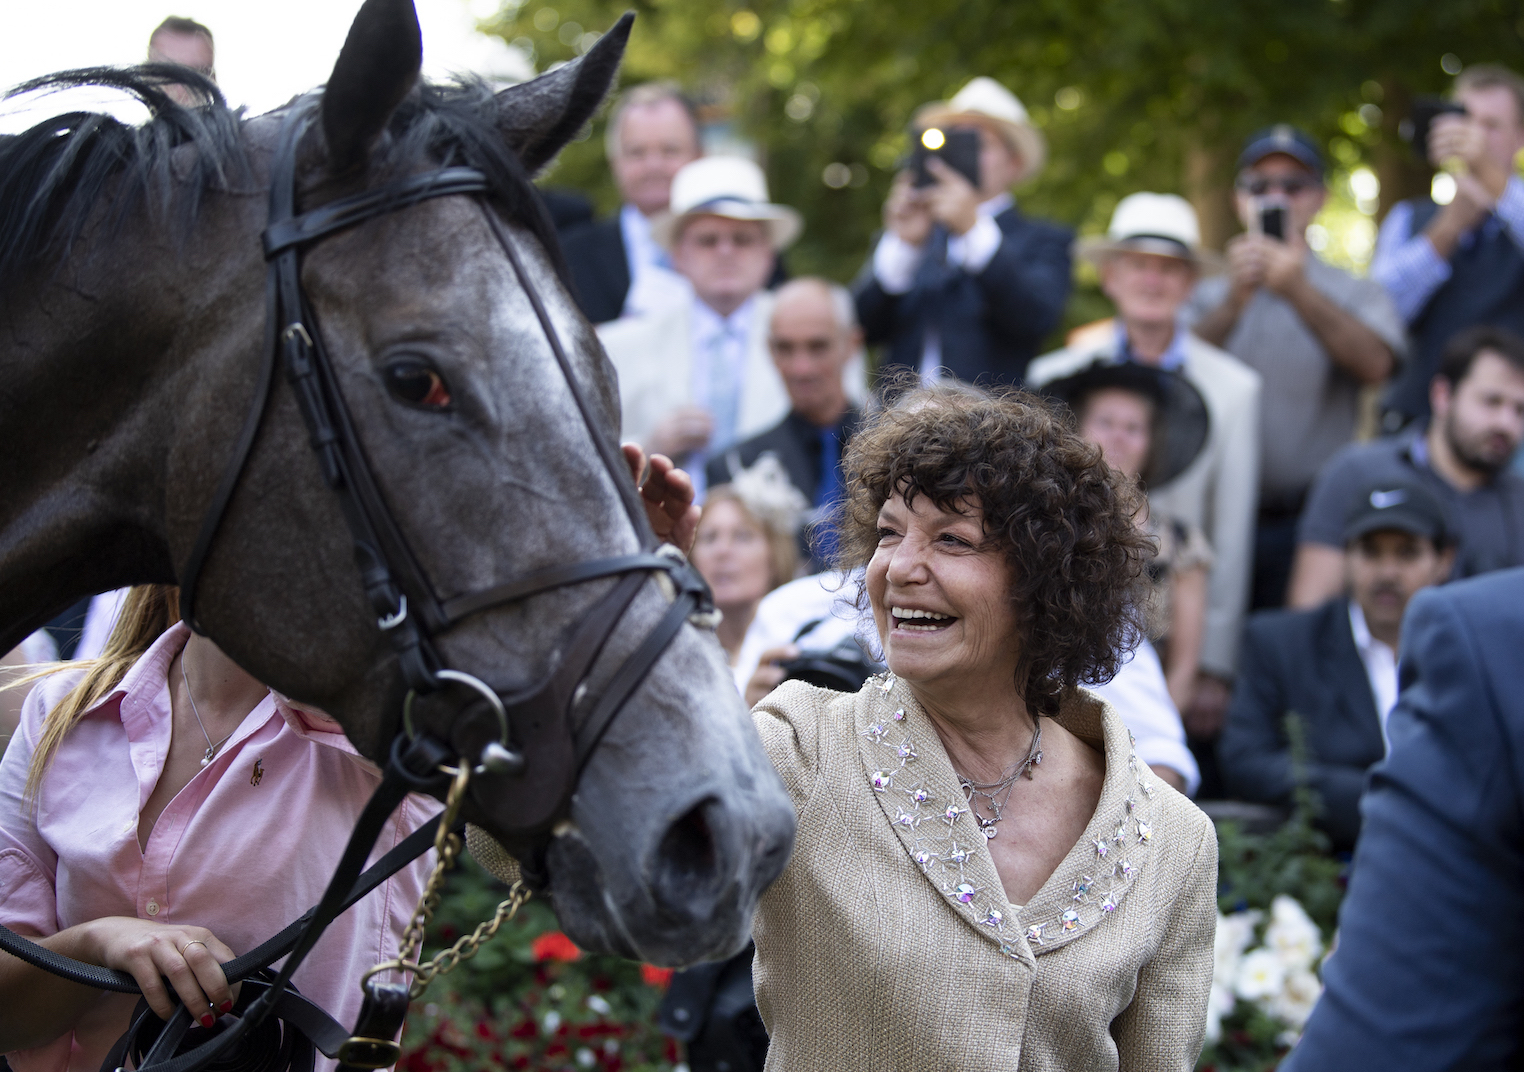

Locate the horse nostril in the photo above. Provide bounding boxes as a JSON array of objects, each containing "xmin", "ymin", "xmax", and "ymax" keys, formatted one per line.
[{"xmin": 652, "ymin": 796, "xmax": 722, "ymax": 904}]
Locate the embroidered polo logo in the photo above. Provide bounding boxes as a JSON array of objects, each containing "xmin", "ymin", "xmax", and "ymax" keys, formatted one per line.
[{"xmin": 250, "ymin": 758, "xmax": 264, "ymax": 786}]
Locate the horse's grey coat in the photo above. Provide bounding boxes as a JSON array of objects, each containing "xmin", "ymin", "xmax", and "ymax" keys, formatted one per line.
[{"xmin": 0, "ymin": 0, "xmax": 794, "ymax": 965}]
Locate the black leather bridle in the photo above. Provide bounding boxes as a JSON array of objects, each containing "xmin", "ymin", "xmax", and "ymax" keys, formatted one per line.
[
  {"xmin": 180, "ymin": 97, "xmax": 715, "ymax": 842},
  {"xmin": 0, "ymin": 97, "xmax": 717, "ymax": 1072}
]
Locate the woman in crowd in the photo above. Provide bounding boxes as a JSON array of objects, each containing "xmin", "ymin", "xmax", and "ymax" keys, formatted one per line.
[
  {"xmin": 0, "ymin": 584, "xmax": 436, "ymax": 1071},
  {"xmin": 749, "ymin": 385, "xmax": 1217, "ymax": 1070},
  {"xmin": 1050, "ymin": 363, "xmax": 1213, "ymax": 714},
  {"xmin": 690, "ymin": 456, "xmax": 806, "ymax": 675}
]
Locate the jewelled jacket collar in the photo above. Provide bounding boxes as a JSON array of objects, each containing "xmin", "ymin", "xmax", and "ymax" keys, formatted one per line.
[{"xmin": 858, "ymin": 675, "xmax": 1160, "ymax": 959}]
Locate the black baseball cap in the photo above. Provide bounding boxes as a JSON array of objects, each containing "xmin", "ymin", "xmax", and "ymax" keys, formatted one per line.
[
  {"xmin": 1342, "ymin": 479, "xmax": 1452, "ymax": 546},
  {"xmin": 1238, "ymin": 125, "xmax": 1324, "ymax": 176}
]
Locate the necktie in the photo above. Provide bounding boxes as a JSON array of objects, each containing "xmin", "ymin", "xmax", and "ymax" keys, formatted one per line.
[
  {"xmin": 813, "ymin": 424, "xmax": 843, "ymax": 562},
  {"xmin": 706, "ymin": 324, "xmax": 743, "ymax": 454}
]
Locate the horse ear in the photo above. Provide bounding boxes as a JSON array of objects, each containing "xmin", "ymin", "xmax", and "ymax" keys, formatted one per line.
[
  {"xmin": 494, "ymin": 12, "xmax": 634, "ymax": 175},
  {"xmin": 322, "ymin": 0, "xmax": 423, "ymax": 174}
]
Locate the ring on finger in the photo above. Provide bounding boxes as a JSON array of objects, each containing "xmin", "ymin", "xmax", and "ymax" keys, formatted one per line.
[{"xmin": 180, "ymin": 939, "xmax": 208, "ymax": 956}]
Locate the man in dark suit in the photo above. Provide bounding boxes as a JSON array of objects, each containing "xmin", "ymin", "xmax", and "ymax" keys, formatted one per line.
[
  {"xmin": 853, "ymin": 77, "xmax": 1072, "ymax": 388},
  {"xmin": 707, "ymin": 278, "xmax": 861, "ymax": 570},
  {"xmin": 561, "ymin": 82, "xmax": 702, "ymax": 324},
  {"xmin": 1218, "ymin": 477, "xmax": 1454, "ymax": 849},
  {"xmin": 1281, "ymin": 565, "xmax": 1524, "ymax": 1070}
]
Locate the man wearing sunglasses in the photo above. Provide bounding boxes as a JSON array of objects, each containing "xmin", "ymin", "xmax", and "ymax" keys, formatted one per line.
[{"xmin": 1185, "ymin": 126, "xmax": 1405, "ymax": 611}]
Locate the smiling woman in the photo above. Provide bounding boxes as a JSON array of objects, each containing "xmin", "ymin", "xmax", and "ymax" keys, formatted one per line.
[{"xmin": 750, "ymin": 384, "xmax": 1221, "ymax": 1071}]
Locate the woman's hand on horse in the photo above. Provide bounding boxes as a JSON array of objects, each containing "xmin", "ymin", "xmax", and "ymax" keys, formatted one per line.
[
  {"xmin": 78, "ymin": 917, "xmax": 240, "ymax": 1023},
  {"xmin": 623, "ymin": 443, "xmax": 700, "ymax": 556}
]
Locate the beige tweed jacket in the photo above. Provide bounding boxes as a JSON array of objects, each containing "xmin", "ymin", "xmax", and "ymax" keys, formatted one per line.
[{"xmin": 751, "ymin": 676, "xmax": 1218, "ymax": 1072}]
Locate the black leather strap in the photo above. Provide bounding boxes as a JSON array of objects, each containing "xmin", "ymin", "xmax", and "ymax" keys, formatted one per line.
[
  {"xmin": 262, "ymin": 168, "xmax": 490, "ymax": 258},
  {"xmin": 439, "ymin": 552, "xmax": 680, "ymax": 625}
]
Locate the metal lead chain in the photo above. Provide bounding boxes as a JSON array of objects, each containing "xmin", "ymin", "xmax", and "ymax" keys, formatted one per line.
[{"xmin": 363, "ymin": 761, "xmax": 532, "ymax": 999}]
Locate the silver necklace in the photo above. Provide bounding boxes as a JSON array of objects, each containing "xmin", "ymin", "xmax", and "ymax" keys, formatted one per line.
[
  {"xmin": 958, "ymin": 720, "xmax": 1043, "ymax": 840},
  {"xmin": 181, "ymin": 657, "xmax": 236, "ymax": 768}
]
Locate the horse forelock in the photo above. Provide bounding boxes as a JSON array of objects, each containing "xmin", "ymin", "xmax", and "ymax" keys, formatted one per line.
[{"xmin": 0, "ymin": 68, "xmax": 568, "ymax": 294}]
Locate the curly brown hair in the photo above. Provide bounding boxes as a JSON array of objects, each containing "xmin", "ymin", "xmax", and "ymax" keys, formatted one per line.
[{"xmin": 830, "ymin": 383, "xmax": 1154, "ymax": 716}]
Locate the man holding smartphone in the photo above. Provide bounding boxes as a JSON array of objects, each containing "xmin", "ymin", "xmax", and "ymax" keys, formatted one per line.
[
  {"xmin": 852, "ymin": 77, "xmax": 1072, "ymax": 387},
  {"xmin": 1372, "ymin": 64, "xmax": 1524, "ymax": 430},
  {"xmin": 1185, "ymin": 126, "xmax": 1404, "ymax": 610}
]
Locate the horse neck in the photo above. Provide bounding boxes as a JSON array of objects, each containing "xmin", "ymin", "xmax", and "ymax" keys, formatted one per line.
[{"xmin": 0, "ymin": 198, "xmax": 265, "ymax": 650}]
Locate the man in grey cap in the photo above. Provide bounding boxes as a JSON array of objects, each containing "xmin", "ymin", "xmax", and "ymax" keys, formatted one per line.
[
  {"xmin": 1219, "ymin": 476, "xmax": 1454, "ymax": 849},
  {"xmin": 1184, "ymin": 125, "xmax": 1405, "ymax": 611}
]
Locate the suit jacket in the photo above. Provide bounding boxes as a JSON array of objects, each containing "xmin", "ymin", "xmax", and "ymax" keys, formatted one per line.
[
  {"xmin": 1217, "ymin": 598, "xmax": 1385, "ymax": 849},
  {"xmin": 751, "ymin": 678, "xmax": 1217, "ymax": 1071},
  {"xmin": 1282, "ymin": 568, "xmax": 1524, "ymax": 1071},
  {"xmin": 562, "ymin": 216, "xmax": 629, "ymax": 325},
  {"xmin": 704, "ymin": 407, "xmax": 861, "ymax": 505},
  {"xmin": 853, "ymin": 207, "xmax": 1072, "ymax": 387},
  {"xmin": 597, "ymin": 294, "xmax": 789, "ymax": 455},
  {"xmin": 1028, "ymin": 333, "xmax": 1262, "ymax": 677}
]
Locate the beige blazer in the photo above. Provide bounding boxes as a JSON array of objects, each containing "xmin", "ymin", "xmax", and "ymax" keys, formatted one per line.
[
  {"xmin": 751, "ymin": 677, "xmax": 1218, "ymax": 1072},
  {"xmin": 596, "ymin": 292, "xmax": 789, "ymax": 452},
  {"xmin": 1028, "ymin": 332, "xmax": 1262, "ymax": 677}
]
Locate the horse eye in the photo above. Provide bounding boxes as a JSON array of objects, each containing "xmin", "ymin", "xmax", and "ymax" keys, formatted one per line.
[{"xmin": 384, "ymin": 360, "xmax": 451, "ymax": 410}]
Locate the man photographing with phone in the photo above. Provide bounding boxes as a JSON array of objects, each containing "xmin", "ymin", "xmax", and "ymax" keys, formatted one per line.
[
  {"xmin": 1373, "ymin": 64, "xmax": 1524, "ymax": 429},
  {"xmin": 853, "ymin": 77, "xmax": 1072, "ymax": 387},
  {"xmin": 1186, "ymin": 126, "xmax": 1404, "ymax": 609}
]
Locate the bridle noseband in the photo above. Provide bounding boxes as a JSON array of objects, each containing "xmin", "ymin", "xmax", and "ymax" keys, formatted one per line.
[{"xmin": 178, "ymin": 98, "xmax": 716, "ymax": 843}]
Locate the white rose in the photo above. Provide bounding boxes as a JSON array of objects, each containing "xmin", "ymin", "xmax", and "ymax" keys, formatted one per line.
[
  {"xmin": 1214, "ymin": 910, "xmax": 1262, "ymax": 983},
  {"xmin": 1269, "ymin": 966, "xmax": 1323, "ymax": 1030},
  {"xmin": 1235, "ymin": 947, "xmax": 1286, "ymax": 1001},
  {"xmin": 1264, "ymin": 895, "xmax": 1323, "ymax": 971}
]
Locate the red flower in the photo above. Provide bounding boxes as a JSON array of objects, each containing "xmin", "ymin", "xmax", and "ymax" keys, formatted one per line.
[
  {"xmin": 531, "ymin": 931, "xmax": 581, "ymax": 962},
  {"xmin": 640, "ymin": 964, "xmax": 674, "ymax": 988}
]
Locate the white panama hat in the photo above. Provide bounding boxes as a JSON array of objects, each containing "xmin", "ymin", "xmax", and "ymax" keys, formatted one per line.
[
  {"xmin": 913, "ymin": 76, "xmax": 1047, "ymax": 183},
  {"xmin": 650, "ymin": 156, "xmax": 803, "ymax": 251},
  {"xmin": 1076, "ymin": 192, "xmax": 1222, "ymax": 270}
]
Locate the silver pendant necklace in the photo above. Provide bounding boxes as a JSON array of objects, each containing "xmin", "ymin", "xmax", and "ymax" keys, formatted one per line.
[
  {"xmin": 958, "ymin": 720, "xmax": 1043, "ymax": 840},
  {"xmin": 181, "ymin": 657, "xmax": 236, "ymax": 768}
]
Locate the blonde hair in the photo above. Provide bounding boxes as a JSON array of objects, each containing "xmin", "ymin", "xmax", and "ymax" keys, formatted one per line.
[
  {"xmin": 701, "ymin": 486, "xmax": 798, "ymax": 591},
  {"xmin": 18, "ymin": 585, "xmax": 179, "ymax": 803}
]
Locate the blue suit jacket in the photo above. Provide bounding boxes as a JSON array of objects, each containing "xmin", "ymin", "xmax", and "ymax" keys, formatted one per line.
[
  {"xmin": 852, "ymin": 207, "xmax": 1072, "ymax": 387},
  {"xmin": 1217, "ymin": 598, "xmax": 1385, "ymax": 851},
  {"xmin": 1283, "ymin": 568, "xmax": 1524, "ymax": 1071}
]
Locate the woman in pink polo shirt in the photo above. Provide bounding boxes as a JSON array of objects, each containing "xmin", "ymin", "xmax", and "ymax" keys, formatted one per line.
[{"xmin": 0, "ymin": 585, "xmax": 435, "ymax": 1072}]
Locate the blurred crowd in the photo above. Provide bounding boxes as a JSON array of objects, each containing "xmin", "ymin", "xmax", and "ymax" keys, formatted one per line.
[{"xmin": 540, "ymin": 62, "xmax": 1524, "ymax": 847}]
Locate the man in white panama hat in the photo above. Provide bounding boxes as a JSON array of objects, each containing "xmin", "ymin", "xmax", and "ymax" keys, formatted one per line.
[
  {"xmin": 853, "ymin": 76, "xmax": 1072, "ymax": 388},
  {"xmin": 598, "ymin": 156, "xmax": 801, "ymax": 496},
  {"xmin": 1029, "ymin": 193, "xmax": 1262, "ymax": 782}
]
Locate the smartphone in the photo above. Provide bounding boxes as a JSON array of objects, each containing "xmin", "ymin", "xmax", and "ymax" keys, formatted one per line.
[
  {"xmin": 1259, "ymin": 203, "xmax": 1286, "ymax": 241},
  {"xmin": 1404, "ymin": 96, "xmax": 1468, "ymax": 162},
  {"xmin": 910, "ymin": 127, "xmax": 981, "ymax": 189}
]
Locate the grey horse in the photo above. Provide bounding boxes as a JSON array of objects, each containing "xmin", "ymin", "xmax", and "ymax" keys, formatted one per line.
[{"xmin": 0, "ymin": 0, "xmax": 793, "ymax": 966}]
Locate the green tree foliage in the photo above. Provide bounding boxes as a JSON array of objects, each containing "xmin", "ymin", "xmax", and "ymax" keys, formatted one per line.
[{"xmin": 494, "ymin": 0, "xmax": 1524, "ymax": 287}]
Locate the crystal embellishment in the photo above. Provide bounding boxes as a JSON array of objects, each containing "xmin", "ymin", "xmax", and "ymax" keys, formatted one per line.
[
  {"xmin": 954, "ymin": 883, "xmax": 977, "ymax": 904},
  {"xmin": 982, "ymin": 908, "xmax": 1004, "ymax": 928},
  {"xmin": 893, "ymin": 707, "xmax": 906, "ymax": 721},
  {"xmin": 871, "ymin": 770, "xmax": 893, "ymax": 791},
  {"xmin": 1027, "ymin": 924, "xmax": 1043, "ymax": 944},
  {"xmin": 944, "ymin": 804, "xmax": 965, "ymax": 822},
  {"xmin": 1061, "ymin": 909, "xmax": 1081, "ymax": 932},
  {"xmin": 1094, "ymin": 838, "xmax": 1109, "ymax": 858},
  {"xmin": 863, "ymin": 722, "xmax": 887, "ymax": 742},
  {"xmin": 1102, "ymin": 893, "xmax": 1119, "ymax": 913},
  {"xmin": 1136, "ymin": 821, "xmax": 1153, "ymax": 843}
]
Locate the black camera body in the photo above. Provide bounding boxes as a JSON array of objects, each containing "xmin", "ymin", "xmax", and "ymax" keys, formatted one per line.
[
  {"xmin": 1403, "ymin": 96, "xmax": 1469, "ymax": 162},
  {"xmin": 1259, "ymin": 203, "xmax": 1287, "ymax": 241},
  {"xmin": 910, "ymin": 126, "xmax": 981, "ymax": 189}
]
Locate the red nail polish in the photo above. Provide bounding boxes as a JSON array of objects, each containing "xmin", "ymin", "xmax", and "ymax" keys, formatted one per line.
[
  {"xmin": 201, "ymin": 1014, "xmax": 215, "ymax": 1029},
  {"xmin": 219, "ymin": 1000, "xmax": 233, "ymax": 1014}
]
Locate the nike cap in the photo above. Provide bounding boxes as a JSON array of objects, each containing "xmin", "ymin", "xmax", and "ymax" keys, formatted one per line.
[{"xmin": 1342, "ymin": 478, "xmax": 1453, "ymax": 547}]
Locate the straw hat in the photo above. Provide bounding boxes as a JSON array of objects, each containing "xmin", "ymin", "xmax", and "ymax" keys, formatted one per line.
[
  {"xmin": 913, "ymin": 77, "xmax": 1047, "ymax": 183},
  {"xmin": 650, "ymin": 156, "xmax": 802, "ymax": 251},
  {"xmin": 1075, "ymin": 192, "xmax": 1222, "ymax": 270}
]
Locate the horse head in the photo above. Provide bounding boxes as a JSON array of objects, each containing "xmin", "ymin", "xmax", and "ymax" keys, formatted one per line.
[{"xmin": 0, "ymin": 0, "xmax": 794, "ymax": 966}]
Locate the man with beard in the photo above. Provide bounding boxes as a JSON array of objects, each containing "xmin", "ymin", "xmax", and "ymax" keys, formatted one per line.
[
  {"xmin": 1220, "ymin": 478, "xmax": 1454, "ymax": 849},
  {"xmin": 1288, "ymin": 325, "xmax": 1524, "ymax": 606}
]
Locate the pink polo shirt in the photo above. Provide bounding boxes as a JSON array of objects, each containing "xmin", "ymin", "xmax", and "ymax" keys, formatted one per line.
[{"xmin": 0, "ymin": 623, "xmax": 438, "ymax": 1072}]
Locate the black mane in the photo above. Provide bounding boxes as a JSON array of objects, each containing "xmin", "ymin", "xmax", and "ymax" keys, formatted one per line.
[{"xmin": 0, "ymin": 66, "xmax": 564, "ymax": 288}]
